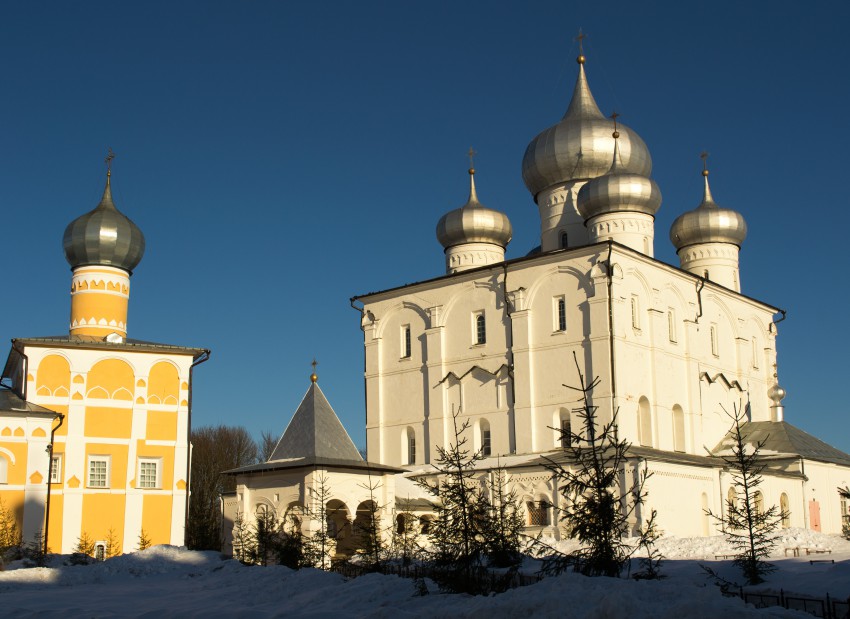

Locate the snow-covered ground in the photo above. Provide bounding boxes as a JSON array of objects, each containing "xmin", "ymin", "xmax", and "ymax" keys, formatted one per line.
[{"xmin": 1, "ymin": 529, "xmax": 847, "ymax": 618}]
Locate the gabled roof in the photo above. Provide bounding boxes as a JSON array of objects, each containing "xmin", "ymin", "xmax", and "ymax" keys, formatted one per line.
[
  {"xmin": 269, "ymin": 381, "xmax": 364, "ymax": 463},
  {"xmin": 714, "ymin": 421, "xmax": 850, "ymax": 467}
]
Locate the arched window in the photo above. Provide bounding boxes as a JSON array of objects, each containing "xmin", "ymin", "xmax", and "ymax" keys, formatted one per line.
[
  {"xmin": 780, "ymin": 493, "xmax": 790, "ymax": 528},
  {"xmin": 556, "ymin": 297, "xmax": 567, "ymax": 331},
  {"xmin": 475, "ymin": 313, "xmax": 486, "ymax": 345},
  {"xmin": 477, "ymin": 419, "xmax": 491, "ymax": 457},
  {"xmin": 401, "ymin": 325, "xmax": 411, "ymax": 358},
  {"xmin": 672, "ymin": 405, "xmax": 685, "ymax": 453},
  {"xmin": 419, "ymin": 515, "xmax": 433, "ymax": 534},
  {"xmin": 638, "ymin": 397, "xmax": 652, "ymax": 447},
  {"xmin": 560, "ymin": 232, "xmax": 568, "ymax": 249},
  {"xmin": 404, "ymin": 427, "xmax": 416, "ymax": 465},
  {"xmin": 727, "ymin": 487, "xmax": 737, "ymax": 516},
  {"xmin": 0, "ymin": 456, "xmax": 7, "ymax": 484},
  {"xmin": 754, "ymin": 491, "xmax": 764, "ymax": 515}
]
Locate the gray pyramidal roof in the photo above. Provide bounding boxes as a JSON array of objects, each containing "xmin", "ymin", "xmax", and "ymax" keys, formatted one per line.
[
  {"xmin": 714, "ymin": 421, "xmax": 850, "ymax": 467},
  {"xmin": 268, "ymin": 381, "xmax": 363, "ymax": 463}
]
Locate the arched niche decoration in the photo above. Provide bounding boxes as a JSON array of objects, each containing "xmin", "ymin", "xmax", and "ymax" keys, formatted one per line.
[{"xmin": 35, "ymin": 354, "xmax": 71, "ymax": 397}]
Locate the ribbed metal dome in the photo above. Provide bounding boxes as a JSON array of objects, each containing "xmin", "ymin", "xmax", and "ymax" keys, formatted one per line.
[
  {"xmin": 63, "ymin": 171, "xmax": 146, "ymax": 273},
  {"xmin": 436, "ymin": 169, "xmax": 512, "ymax": 250},
  {"xmin": 577, "ymin": 135, "xmax": 662, "ymax": 221},
  {"xmin": 670, "ymin": 170, "xmax": 747, "ymax": 251},
  {"xmin": 521, "ymin": 56, "xmax": 652, "ymax": 200}
]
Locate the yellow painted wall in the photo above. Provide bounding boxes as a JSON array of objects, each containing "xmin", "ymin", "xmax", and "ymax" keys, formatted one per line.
[
  {"xmin": 0, "ymin": 441, "xmax": 29, "ymax": 485},
  {"xmin": 35, "ymin": 355, "xmax": 70, "ymax": 397},
  {"xmin": 85, "ymin": 407, "xmax": 132, "ymax": 438},
  {"xmin": 148, "ymin": 362, "xmax": 179, "ymax": 403},
  {"xmin": 81, "ymin": 493, "xmax": 125, "ymax": 547},
  {"xmin": 142, "ymin": 494, "xmax": 173, "ymax": 545},
  {"xmin": 87, "ymin": 359, "xmax": 134, "ymax": 398},
  {"xmin": 145, "ymin": 411, "xmax": 177, "ymax": 442},
  {"xmin": 84, "ymin": 443, "xmax": 129, "ymax": 488},
  {"xmin": 0, "ymin": 489, "xmax": 26, "ymax": 531},
  {"xmin": 133, "ymin": 441, "xmax": 175, "ymax": 489},
  {"xmin": 50, "ymin": 405, "xmax": 69, "ymax": 437}
]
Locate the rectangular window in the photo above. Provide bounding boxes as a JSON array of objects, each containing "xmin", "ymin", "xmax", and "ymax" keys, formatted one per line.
[
  {"xmin": 474, "ymin": 312, "xmax": 486, "ymax": 345},
  {"xmin": 631, "ymin": 296, "xmax": 640, "ymax": 329},
  {"xmin": 88, "ymin": 456, "xmax": 110, "ymax": 488},
  {"xmin": 408, "ymin": 435, "xmax": 416, "ymax": 465},
  {"xmin": 50, "ymin": 455, "xmax": 62, "ymax": 484},
  {"xmin": 560, "ymin": 418, "xmax": 571, "ymax": 448},
  {"xmin": 526, "ymin": 501, "xmax": 551, "ymax": 527},
  {"xmin": 138, "ymin": 458, "xmax": 160, "ymax": 489},
  {"xmin": 401, "ymin": 325, "xmax": 411, "ymax": 358},
  {"xmin": 751, "ymin": 337, "xmax": 759, "ymax": 369},
  {"xmin": 710, "ymin": 324, "xmax": 719, "ymax": 357},
  {"xmin": 668, "ymin": 309, "xmax": 677, "ymax": 343},
  {"xmin": 554, "ymin": 296, "xmax": 566, "ymax": 332},
  {"xmin": 482, "ymin": 428, "xmax": 491, "ymax": 457}
]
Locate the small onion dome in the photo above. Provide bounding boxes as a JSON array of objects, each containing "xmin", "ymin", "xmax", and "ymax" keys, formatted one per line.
[
  {"xmin": 670, "ymin": 167, "xmax": 747, "ymax": 251},
  {"xmin": 63, "ymin": 170, "xmax": 146, "ymax": 274},
  {"xmin": 436, "ymin": 168, "xmax": 512, "ymax": 250},
  {"xmin": 521, "ymin": 54, "xmax": 652, "ymax": 200},
  {"xmin": 768, "ymin": 383, "xmax": 787, "ymax": 405},
  {"xmin": 576, "ymin": 132, "xmax": 662, "ymax": 221}
]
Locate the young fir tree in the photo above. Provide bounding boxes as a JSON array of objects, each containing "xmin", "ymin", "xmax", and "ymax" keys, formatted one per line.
[
  {"xmin": 104, "ymin": 527, "xmax": 121, "ymax": 559},
  {"xmin": 231, "ymin": 511, "xmax": 253, "ymax": 564},
  {"xmin": 250, "ymin": 506, "xmax": 279, "ymax": 566},
  {"xmin": 25, "ymin": 529, "xmax": 47, "ymax": 567},
  {"xmin": 71, "ymin": 531, "xmax": 96, "ymax": 565},
  {"xmin": 542, "ymin": 352, "xmax": 655, "ymax": 578},
  {"xmin": 390, "ymin": 503, "xmax": 422, "ymax": 567},
  {"xmin": 276, "ymin": 504, "xmax": 307, "ymax": 569},
  {"xmin": 706, "ymin": 402, "xmax": 789, "ymax": 585},
  {"xmin": 303, "ymin": 472, "xmax": 336, "ymax": 570},
  {"xmin": 137, "ymin": 529, "xmax": 152, "ymax": 551},
  {"xmin": 482, "ymin": 462, "xmax": 525, "ymax": 568},
  {"xmin": 0, "ymin": 497, "xmax": 21, "ymax": 564},
  {"xmin": 839, "ymin": 486, "xmax": 850, "ymax": 541},
  {"xmin": 354, "ymin": 476, "xmax": 386, "ymax": 569},
  {"xmin": 415, "ymin": 406, "xmax": 491, "ymax": 592}
]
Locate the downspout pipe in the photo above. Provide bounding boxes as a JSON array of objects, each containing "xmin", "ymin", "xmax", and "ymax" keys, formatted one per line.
[
  {"xmin": 350, "ymin": 298, "xmax": 369, "ymax": 457},
  {"xmin": 606, "ymin": 241, "xmax": 617, "ymax": 429},
  {"xmin": 184, "ymin": 349, "xmax": 211, "ymax": 545},
  {"xmin": 43, "ymin": 412, "xmax": 65, "ymax": 555},
  {"xmin": 501, "ymin": 263, "xmax": 518, "ymax": 453}
]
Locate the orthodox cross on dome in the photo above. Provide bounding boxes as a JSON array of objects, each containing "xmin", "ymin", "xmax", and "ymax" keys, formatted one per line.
[
  {"xmin": 467, "ymin": 147, "xmax": 477, "ymax": 173},
  {"xmin": 575, "ymin": 29, "xmax": 587, "ymax": 63},
  {"xmin": 310, "ymin": 359, "xmax": 318, "ymax": 383},
  {"xmin": 105, "ymin": 148, "xmax": 115, "ymax": 174},
  {"xmin": 700, "ymin": 151, "xmax": 710, "ymax": 175}
]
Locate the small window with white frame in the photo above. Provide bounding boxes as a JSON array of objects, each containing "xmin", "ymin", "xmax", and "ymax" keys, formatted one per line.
[
  {"xmin": 401, "ymin": 324, "xmax": 411, "ymax": 359},
  {"xmin": 667, "ymin": 308, "xmax": 677, "ymax": 343},
  {"xmin": 473, "ymin": 312, "xmax": 486, "ymax": 345},
  {"xmin": 751, "ymin": 336, "xmax": 759, "ymax": 369},
  {"xmin": 50, "ymin": 454, "xmax": 63, "ymax": 484},
  {"xmin": 554, "ymin": 296, "xmax": 566, "ymax": 332},
  {"xmin": 138, "ymin": 458, "xmax": 161, "ymax": 489},
  {"xmin": 631, "ymin": 296, "xmax": 641, "ymax": 330},
  {"xmin": 88, "ymin": 455, "xmax": 110, "ymax": 488}
]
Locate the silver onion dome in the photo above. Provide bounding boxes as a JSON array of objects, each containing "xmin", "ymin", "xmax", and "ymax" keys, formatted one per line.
[
  {"xmin": 576, "ymin": 132, "xmax": 662, "ymax": 221},
  {"xmin": 521, "ymin": 55, "xmax": 653, "ymax": 200},
  {"xmin": 436, "ymin": 168, "xmax": 512, "ymax": 250},
  {"xmin": 768, "ymin": 382, "xmax": 787, "ymax": 404},
  {"xmin": 63, "ymin": 170, "xmax": 146, "ymax": 273},
  {"xmin": 670, "ymin": 167, "xmax": 747, "ymax": 251}
]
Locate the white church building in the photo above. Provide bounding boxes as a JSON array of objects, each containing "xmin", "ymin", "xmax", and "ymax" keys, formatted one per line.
[{"xmin": 225, "ymin": 50, "xmax": 850, "ymax": 548}]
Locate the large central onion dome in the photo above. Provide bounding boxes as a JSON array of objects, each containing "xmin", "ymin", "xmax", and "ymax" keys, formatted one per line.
[
  {"xmin": 670, "ymin": 167, "xmax": 747, "ymax": 251},
  {"xmin": 63, "ymin": 170, "xmax": 146, "ymax": 274},
  {"xmin": 436, "ymin": 168, "xmax": 512, "ymax": 250},
  {"xmin": 522, "ymin": 54, "xmax": 653, "ymax": 200},
  {"xmin": 577, "ymin": 129, "xmax": 662, "ymax": 222}
]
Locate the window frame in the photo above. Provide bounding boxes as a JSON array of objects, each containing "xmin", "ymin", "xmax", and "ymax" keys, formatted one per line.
[
  {"xmin": 630, "ymin": 296, "xmax": 641, "ymax": 330},
  {"xmin": 137, "ymin": 457, "xmax": 161, "ymax": 489},
  {"xmin": 473, "ymin": 312, "xmax": 486, "ymax": 345},
  {"xmin": 0, "ymin": 455, "xmax": 7, "ymax": 484},
  {"xmin": 407, "ymin": 429, "xmax": 416, "ymax": 465},
  {"xmin": 667, "ymin": 308, "xmax": 677, "ymax": 343},
  {"xmin": 401, "ymin": 324, "xmax": 411, "ymax": 359},
  {"xmin": 50, "ymin": 454, "xmax": 63, "ymax": 484},
  {"xmin": 554, "ymin": 296, "xmax": 566, "ymax": 332},
  {"xmin": 710, "ymin": 324, "xmax": 719, "ymax": 357},
  {"xmin": 481, "ymin": 425, "xmax": 491, "ymax": 457},
  {"xmin": 87, "ymin": 455, "xmax": 111, "ymax": 489}
]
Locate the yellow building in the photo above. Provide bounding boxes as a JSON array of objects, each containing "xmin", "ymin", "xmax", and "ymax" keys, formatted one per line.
[{"xmin": 0, "ymin": 160, "xmax": 208, "ymax": 556}]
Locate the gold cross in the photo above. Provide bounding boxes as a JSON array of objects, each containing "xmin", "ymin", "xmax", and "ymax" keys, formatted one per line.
[
  {"xmin": 700, "ymin": 151, "xmax": 709, "ymax": 171},
  {"xmin": 575, "ymin": 28, "xmax": 586, "ymax": 54},
  {"xmin": 311, "ymin": 359, "xmax": 318, "ymax": 373},
  {"xmin": 610, "ymin": 111, "xmax": 620, "ymax": 133},
  {"xmin": 467, "ymin": 147, "xmax": 476, "ymax": 169},
  {"xmin": 105, "ymin": 148, "xmax": 115, "ymax": 172}
]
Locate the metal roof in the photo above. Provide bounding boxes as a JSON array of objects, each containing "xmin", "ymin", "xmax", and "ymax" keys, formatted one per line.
[
  {"xmin": 13, "ymin": 336, "xmax": 208, "ymax": 357},
  {"xmin": 713, "ymin": 421, "xmax": 850, "ymax": 467},
  {"xmin": 0, "ymin": 389, "xmax": 60, "ymax": 417}
]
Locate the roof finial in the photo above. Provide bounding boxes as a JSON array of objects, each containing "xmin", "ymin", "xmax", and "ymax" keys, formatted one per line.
[
  {"xmin": 105, "ymin": 148, "xmax": 115, "ymax": 179},
  {"xmin": 310, "ymin": 359, "xmax": 318, "ymax": 383},
  {"xmin": 575, "ymin": 29, "xmax": 586, "ymax": 64},
  {"xmin": 466, "ymin": 147, "xmax": 480, "ymax": 206},
  {"xmin": 610, "ymin": 111, "xmax": 620, "ymax": 139},
  {"xmin": 699, "ymin": 151, "xmax": 716, "ymax": 206}
]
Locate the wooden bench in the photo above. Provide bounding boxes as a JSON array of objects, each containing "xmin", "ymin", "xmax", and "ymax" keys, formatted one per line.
[
  {"xmin": 714, "ymin": 554, "xmax": 736, "ymax": 560},
  {"xmin": 804, "ymin": 548, "xmax": 832, "ymax": 555},
  {"xmin": 809, "ymin": 559, "xmax": 835, "ymax": 565}
]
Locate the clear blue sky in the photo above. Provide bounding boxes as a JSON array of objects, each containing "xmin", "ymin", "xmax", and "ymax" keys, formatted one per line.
[{"xmin": 2, "ymin": 1, "xmax": 848, "ymax": 454}]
